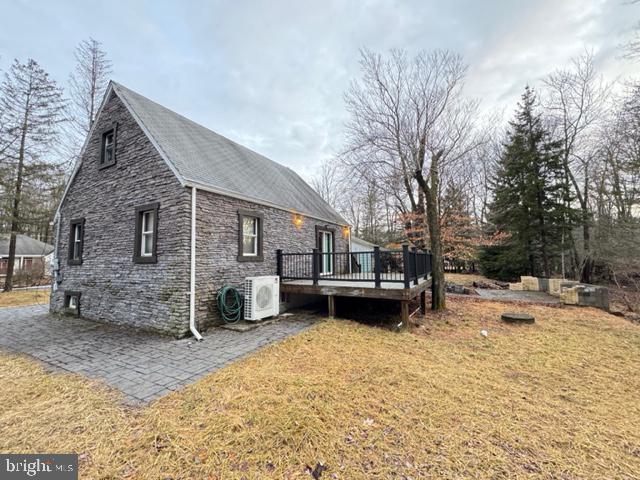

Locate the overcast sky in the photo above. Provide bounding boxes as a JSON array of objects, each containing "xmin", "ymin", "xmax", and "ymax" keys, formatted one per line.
[{"xmin": 1, "ymin": 0, "xmax": 638, "ymax": 179}]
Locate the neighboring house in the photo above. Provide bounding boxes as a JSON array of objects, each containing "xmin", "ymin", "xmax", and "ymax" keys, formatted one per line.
[
  {"xmin": 350, "ymin": 236, "xmax": 378, "ymax": 273},
  {"xmin": 50, "ymin": 81, "xmax": 348, "ymax": 337},
  {"xmin": 0, "ymin": 234, "xmax": 54, "ymax": 280}
]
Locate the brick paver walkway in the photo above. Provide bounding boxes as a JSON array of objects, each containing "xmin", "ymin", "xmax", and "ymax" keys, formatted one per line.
[{"xmin": 0, "ymin": 305, "xmax": 318, "ymax": 403}]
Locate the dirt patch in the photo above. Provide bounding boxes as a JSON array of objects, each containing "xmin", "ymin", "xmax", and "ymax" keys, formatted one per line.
[{"xmin": 444, "ymin": 273, "xmax": 489, "ymax": 286}]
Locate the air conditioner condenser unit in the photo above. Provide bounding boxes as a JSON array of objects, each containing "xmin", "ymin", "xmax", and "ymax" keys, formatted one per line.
[{"xmin": 244, "ymin": 275, "xmax": 280, "ymax": 321}]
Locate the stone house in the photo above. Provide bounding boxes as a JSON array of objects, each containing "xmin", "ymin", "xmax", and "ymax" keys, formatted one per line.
[{"xmin": 51, "ymin": 81, "xmax": 348, "ymax": 337}]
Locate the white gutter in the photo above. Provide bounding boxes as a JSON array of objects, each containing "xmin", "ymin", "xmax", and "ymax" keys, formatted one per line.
[{"xmin": 189, "ymin": 186, "xmax": 203, "ymax": 341}]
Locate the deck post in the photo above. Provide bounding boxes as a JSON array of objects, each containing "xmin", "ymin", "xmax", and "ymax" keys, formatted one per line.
[
  {"xmin": 276, "ymin": 249, "xmax": 283, "ymax": 278},
  {"xmin": 400, "ymin": 300, "xmax": 410, "ymax": 330},
  {"xmin": 312, "ymin": 248, "xmax": 319, "ymax": 285},
  {"xmin": 413, "ymin": 247, "xmax": 419, "ymax": 286},
  {"xmin": 420, "ymin": 290, "xmax": 427, "ymax": 314},
  {"xmin": 373, "ymin": 246, "xmax": 381, "ymax": 288},
  {"xmin": 402, "ymin": 244, "xmax": 411, "ymax": 289},
  {"xmin": 425, "ymin": 252, "xmax": 431, "ymax": 280},
  {"xmin": 328, "ymin": 295, "xmax": 336, "ymax": 318}
]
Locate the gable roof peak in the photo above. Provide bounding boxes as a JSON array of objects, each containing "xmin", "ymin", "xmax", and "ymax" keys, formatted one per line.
[{"xmin": 110, "ymin": 82, "xmax": 346, "ymax": 225}]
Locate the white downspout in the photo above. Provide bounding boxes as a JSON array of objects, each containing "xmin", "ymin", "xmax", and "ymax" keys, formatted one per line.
[
  {"xmin": 52, "ymin": 213, "xmax": 61, "ymax": 292},
  {"xmin": 190, "ymin": 186, "xmax": 203, "ymax": 341}
]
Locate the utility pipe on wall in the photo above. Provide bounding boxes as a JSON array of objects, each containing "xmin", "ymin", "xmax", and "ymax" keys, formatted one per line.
[
  {"xmin": 190, "ymin": 186, "xmax": 203, "ymax": 341},
  {"xmin": 52, "ymin": 213, "xmax": 61, "ymax": 292}
]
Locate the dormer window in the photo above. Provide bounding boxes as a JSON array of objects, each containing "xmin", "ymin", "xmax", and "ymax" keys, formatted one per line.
[{"xmin": 100, "ymin": 127, "xmax": 116, "ymax": 168}]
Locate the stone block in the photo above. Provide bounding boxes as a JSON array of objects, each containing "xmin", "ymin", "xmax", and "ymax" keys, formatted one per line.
[
  {"xmin": 548, "ymin": 278, "xmax": 579, "ymax": 297},
  {"xmin": 561, "ymin": 285, "xmax": 609, "ymax": 310},
  {"xmin": 521, "ymin": 276, "xmax": 540, "ymax": 291}
]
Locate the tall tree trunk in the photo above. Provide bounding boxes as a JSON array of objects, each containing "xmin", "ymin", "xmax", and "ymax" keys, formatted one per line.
[
  {"xmin": 4, "ymin": 125, "xmax": 27, "ymax": 292},
  {"xmin": 425, "ymin": 187, "xmax": 445, "ymax": 309},
  {"xmin": 536, "ymin": 189, "xmax": 550, "ymax": 277},
  {"xmin": 415, "ymin": 151, "xmax": 446, "ymax": 310},
  {"xmin": 580, "ymin": 210, "xmax": 593, "ymax": 283},
  {"xmin": 579, "ymin": 173, "xmax": 592, "ymax": 283}
]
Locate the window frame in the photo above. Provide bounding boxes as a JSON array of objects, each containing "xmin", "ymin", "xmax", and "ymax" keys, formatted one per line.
[
  {"xmin": 64, "ymin": 290, "xmax": 81, "ymax": 317},
  {"xmin": 133, "ymin": 202, "xmax": 159, "ymax": 264},
  {"xmin": 68, "ymin": 218, "xmax": 85, "ymax": 265},
  {"xmin": 99, "ymin": 124, "xmax": 117, "ymax": 169},
  {"xmin": 237, "ymin": 209, "xmax": 264, "ymax": 262}
]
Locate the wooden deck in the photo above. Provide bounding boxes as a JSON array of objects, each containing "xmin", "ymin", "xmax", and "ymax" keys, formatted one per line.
[
  {"xmin": 281, "ymin": 274, "xmax": 431, "ymax": 300},
  {"xmin": 281, "ymin": 274, "xmax": 432, "ymax": 329},
  {"xmin": 277, "ymin": 247, "xmax": 433, "ymax": 329}
]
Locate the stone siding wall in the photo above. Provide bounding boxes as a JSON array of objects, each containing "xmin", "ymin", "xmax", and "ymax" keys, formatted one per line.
[
  {"xmin": 194, "ymin": 190, "xmax": 347, "ymax": 328},
  {"xmin": 50, "ymin": 92, "xmax": 192, "ymax": 336}
]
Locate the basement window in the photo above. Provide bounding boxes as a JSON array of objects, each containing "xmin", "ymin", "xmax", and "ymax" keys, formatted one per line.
[
  {"xmin": 64, "ymin": 291, "xmax": 81, "ymax": 317},
  {"xmin": 134, "ymin": 203, "xmax": 159, "ymax": 263},
  {"xmin": 99, "ymin": 126, "xmax": 117, "ymax": 168}
]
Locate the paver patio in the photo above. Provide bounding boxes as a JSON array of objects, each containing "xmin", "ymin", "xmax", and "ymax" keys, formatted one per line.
[{"xmin": 0, "ymin": 304, "xmax": 318, "ymax": 403}]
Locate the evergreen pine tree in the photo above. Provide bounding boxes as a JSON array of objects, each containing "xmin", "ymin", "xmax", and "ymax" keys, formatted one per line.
[
  {"xmin": 480, "ymin": 86, "xmax": 573, "ymax": 280},
  {"xmin": 0, "ymin": 59, "xmax": 66, "ymax": 291}
]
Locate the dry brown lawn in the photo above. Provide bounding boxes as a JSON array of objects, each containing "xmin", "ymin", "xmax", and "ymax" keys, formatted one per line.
[
  {"xmin": 0, "ymin": 289, "xmax": 49, "ymax": 307},
  {"xmin": 1, "ymin": 297, "xmax": 639, "ymax": 479}
]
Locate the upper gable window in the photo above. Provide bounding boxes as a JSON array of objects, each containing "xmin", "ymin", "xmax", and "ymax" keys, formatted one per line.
[{"xmin": 100, "ymin": 127, "xmax": 116, "ymax": 168}]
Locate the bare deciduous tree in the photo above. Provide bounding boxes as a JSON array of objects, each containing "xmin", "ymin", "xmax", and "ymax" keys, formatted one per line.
[
  {"xmin": 622, "ymin": 1, "xmax": 640, "ymax": 60},
  {"xmin": 62, "ymin": 38, "xmax": 112, "ymax": 171},
  {"xmin": 543, "ymin": 51, "xmax": 610, "ymax": 282},
  {"xmin": 310, "ymin": 159, "xmax": 341, "ymax": 209},
  {"xmin": 69, "ymin": 38, "xmax": 112, "ymax": 137},
  {"xmin": 343, "ymin": 49, "xmax": 481, "ymax": 310}
]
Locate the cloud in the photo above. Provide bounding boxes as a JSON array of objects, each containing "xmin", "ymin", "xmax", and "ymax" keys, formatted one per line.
[{"xmin": 1, "ymin": 0, "xmax": 637, "ymax": 181}]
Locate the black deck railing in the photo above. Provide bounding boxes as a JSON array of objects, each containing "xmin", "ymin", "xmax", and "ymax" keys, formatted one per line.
[{"xmin": 277, "ymin": 245, "xmax": 432, "ymax": 289}]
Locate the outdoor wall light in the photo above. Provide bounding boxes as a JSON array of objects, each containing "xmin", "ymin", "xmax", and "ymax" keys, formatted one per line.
[
  {"xmin": 342, "ymin": 225, "xmax": 350, "ymax": 238},
  {"xmin": 293, "ymin": 214, "xmax": 303, "ymax": 229}
]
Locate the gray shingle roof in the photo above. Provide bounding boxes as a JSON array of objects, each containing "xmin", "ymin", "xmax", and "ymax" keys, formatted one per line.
[
  {"xmin": 112, "ymin": 82, "xmax": 346, "ymax": 225},
  {"xmin": 0, "ymin": 234, "xmax": 53, "ymax": 257}
]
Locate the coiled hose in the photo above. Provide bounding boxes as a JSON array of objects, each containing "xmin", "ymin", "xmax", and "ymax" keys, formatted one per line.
[{"xmin": 216, "ymin": 285, "xmax": 243, "ymax": 324}]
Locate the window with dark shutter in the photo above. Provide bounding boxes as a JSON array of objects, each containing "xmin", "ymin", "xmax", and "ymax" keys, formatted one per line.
[
  {"xmin": 134, "ymin": 203, "xmax": 159, "ymax": 264},
  {"xmin": 100, "ymin": 126, "xmax": 117, "ymax": 168},
  {"xmin": 68, "ymin": 218, "xmax": 85, "ymax": 265},
  {"xmin": 237, "ymin": 210, "xmax": 264, "ymax": 262}
]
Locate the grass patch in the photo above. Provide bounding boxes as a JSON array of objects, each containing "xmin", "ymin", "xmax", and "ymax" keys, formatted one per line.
[
  {"xmin": 1, "ymin": 298, "xmax": 639, "ymax": 478},
  {"xmin": 0, "ymin": 289, "xmax": 49, "ymax": 307}
]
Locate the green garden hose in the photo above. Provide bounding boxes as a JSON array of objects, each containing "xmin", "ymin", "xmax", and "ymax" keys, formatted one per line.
[{"xmin": 216, "ymin": 285, "xmax": 243, "ymax": 323}]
